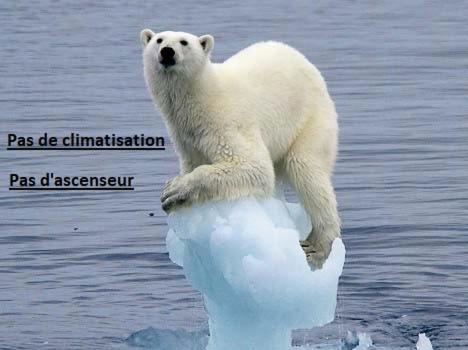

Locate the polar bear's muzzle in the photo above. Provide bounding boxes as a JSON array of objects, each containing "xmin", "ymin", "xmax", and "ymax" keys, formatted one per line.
[{"xmin": 159, "ymin": 46, "xmax": 176, "ymax": 68}]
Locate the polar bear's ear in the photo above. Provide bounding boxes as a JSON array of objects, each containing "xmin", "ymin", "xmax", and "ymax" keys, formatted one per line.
[
  {"xmin": 199, "ymin": 35, "xmax": 214, "ymax": 54},
  {"xmin": 140, "ymin": 29, "xmax": 155, "ymax": 48}
]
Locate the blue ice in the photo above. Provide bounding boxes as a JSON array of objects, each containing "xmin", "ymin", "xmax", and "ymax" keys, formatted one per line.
[{"xmin": 165, "ymin": 197, "xmax": 345, "ymax": 350}]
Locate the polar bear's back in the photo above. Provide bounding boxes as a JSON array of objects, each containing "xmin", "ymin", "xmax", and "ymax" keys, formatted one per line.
[
  {"xmin": 216, "ymin": 41, "xmax": 335, "ymax": 161},
  {"xmin": 222, "ymin": 41, "xmax": 325, "ymax": 89}
]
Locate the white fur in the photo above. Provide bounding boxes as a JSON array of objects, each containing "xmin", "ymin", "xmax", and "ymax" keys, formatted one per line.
[{"xmin": 141, "ymin": 30, "xmax": 340, "ymax": 267}]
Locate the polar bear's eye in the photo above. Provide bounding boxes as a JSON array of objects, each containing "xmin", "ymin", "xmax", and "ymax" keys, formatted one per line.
[
  {"xmin": 156, "ymin": 38, "xmax": 163, "ymax": 44},
  {"xmin": 180, "ymin": 40, "xmax": 188, "ymax": 46}
]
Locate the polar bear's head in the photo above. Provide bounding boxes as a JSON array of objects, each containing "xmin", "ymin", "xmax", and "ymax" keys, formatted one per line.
[{"xmin": 140, "ymin": 29, "xmax": 214, "ymax": 77}]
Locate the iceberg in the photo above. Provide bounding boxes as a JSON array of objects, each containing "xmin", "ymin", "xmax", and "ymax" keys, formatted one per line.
[
  {"xmin": 125, "ymin": 327, "xmax": 435, "ymax": 350},
  {"xmin": 128, "ymin": 198, "xmax": 435, "ymax": 350},
  {"xmin": 416, "ymin": 333, "xmax": 433, "ymax": 350},
  {"xmin": 166, "ymin": 197, "xmax": 346, "ymax": 350},
  {"xmin": 125, "ymin": 327, "xmax": 208, "ymax": 349}
]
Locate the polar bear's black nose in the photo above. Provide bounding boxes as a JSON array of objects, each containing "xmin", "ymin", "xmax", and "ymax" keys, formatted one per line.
[
  {"xmin": 160, "ymin": 47, "xmax": 176, "ymax": 67},
  {"xmin": 160, "ymin": 47, "xmax": 175, "ymax": 60}
]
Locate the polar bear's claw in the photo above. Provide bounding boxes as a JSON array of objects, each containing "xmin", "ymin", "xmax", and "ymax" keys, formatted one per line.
[
  {"xmin": 162, "ymin": 193, "xmax": 188, "ymax": 213},
  {"xmin": 161, "ymin": 176, "xmax": 192, "ymax": 213}
]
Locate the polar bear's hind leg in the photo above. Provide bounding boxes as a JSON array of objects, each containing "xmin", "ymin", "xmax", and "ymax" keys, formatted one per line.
[{"xmin": 282, "ymin": 121, "xmax": 341, "ymax": 268}]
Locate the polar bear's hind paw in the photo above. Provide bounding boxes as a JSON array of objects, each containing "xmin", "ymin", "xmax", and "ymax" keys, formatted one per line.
[{"xmin": 300, "ymin": 240, "xmax": 329, "ymax": 269}]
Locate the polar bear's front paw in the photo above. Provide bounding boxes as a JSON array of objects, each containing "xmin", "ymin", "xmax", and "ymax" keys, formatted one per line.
[{"xmin": 161, "ymin": 176, "xmax": 194, "ymax": 213}]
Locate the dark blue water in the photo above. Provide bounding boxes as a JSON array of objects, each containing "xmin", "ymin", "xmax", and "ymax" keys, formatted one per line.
[{"xmin": 1, "ymin": 1, "xmax": 467, "ymax": 349}]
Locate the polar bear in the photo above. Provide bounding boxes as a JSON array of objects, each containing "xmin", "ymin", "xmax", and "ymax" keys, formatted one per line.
[{"xmin": 140, "ymin": 29, "xmax": 340, "ymax": 268}]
